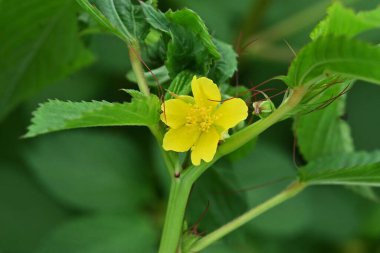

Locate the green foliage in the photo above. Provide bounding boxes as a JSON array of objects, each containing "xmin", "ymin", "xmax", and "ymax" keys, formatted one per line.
[
  {"xmin": 310, "ymin": 2, "xmax": 380, "ymax": 40},
  {"xmin": 4, "ymin": 1, "xmax": 380, "ymax": 252},
  {"xmin": 25, "ymin": 130, "xmax": 154, "ymax": 212},
  {"xmin": 36, "ymin": 215, "xmax": 157, "ymax": 253},
  {"xmin": 165, "ymin": 71, "xmax": 194, "ymax": 99},
  {"xmin": 208, "ymin": 39, "xmax": 238, "ymax": 84},
  {"xmin": 286, "ymin": 3, "xmax": 380, "ymax": 89},
  {"xmin": 285, "ymin": 36, "xmax": 380, "ymax": 87},
  {"xmin": 294, "ymin": 86, "xmax": 353, "ymax": 161},
  {"xmin": 140, "ymin": 3, "xmax": 221, "ymax": 77},
  {"xmin": 300, "ymin": 151, "xmax": 380, "ymax": 186},
  {"xmin": 25, "ymin": 91, "xmax": 160, "ymax": 137},
  {"xmin": 140, "ymin": 1, "xmax": 170, "ymax": 32},
  {"xmin": 76, "ymin": 0, "xmax": 150, "ymax": 42},
  {"xmin": 0, "ymin": 0, "xmax": 93, "ymax": 120},
  {"xmin": 164, "ymin": 9, "xmax": 221, "ymax": 77}
]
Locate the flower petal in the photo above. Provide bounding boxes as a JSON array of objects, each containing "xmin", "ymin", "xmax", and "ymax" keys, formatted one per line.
[
  {"xmin": 214, "ymin": 98, "xmax": 248, "ymax": 131},
  {"xmin": 160, "ymin": 99, "xmax": 191, "ymax": 129},
  {"xmin": 191, "ymin": 76, "xmax": 221, "ymax": 108},
  {"xmin": 163, "ymin": 125, "xmax": 200, "ymax": 152},
  {"xmin": 191, "ymin": 127, "xmax": 220, "ymax": 166}
]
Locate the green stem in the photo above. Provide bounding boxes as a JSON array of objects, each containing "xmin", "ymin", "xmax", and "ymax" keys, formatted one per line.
[
  {"xmin": 191, "ymin": 182, "xmax": 306, "ymax": 252},
  {"xmin": 219, "ymin": 86, "xmax": 307, "ymax": 156},
  {"xmin": 182, "ymin": 86, "xmax": 307, "ymax": 183},
  {"xmin": 158, "ymin": 87, "xmax": 307, "ymax": 252},
  {"xmin": 158, "ymin": 177, "xmax": 193, "ymax": 253},
  {"xmin": 128, "ymin": 41, "xmax": 150, "ymax": 96}
]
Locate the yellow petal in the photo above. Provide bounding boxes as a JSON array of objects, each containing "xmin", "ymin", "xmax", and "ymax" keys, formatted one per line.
[
  {"xmin": 160, "ymin": 99, "xmax": 191, "ymax": 129},
  {"xmin": 191, "ymin": 127, "xmax": 219, "ymax": 166},
  {"xmin": 191, "ymin": 76, "xmax": 221, "ymax": 108},
  {"xmin": 214, "ymin": 98, "xmax": 248, "ymax": 131},
  {"xmin": 163, "ymin": 125, "xmax": 200, "ymax": 152}
]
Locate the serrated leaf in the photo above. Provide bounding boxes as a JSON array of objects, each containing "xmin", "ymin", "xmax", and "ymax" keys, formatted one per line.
[
  {"xmin": 294, "ymin": 85, "xmax": 353, "ymax": 161},
  {"xmin": 208, "ymin": 39, "xmax": 238, "ymax": 84},
  {"xmin": 25, "ymin": 92, "xmax": 160, "ymax": 137},
  {"xmin": 165, "ymin": 71, "xmax": 194, "ymax": 99},
  {"xmin": 311, "ymin": 3, "xmax": 380, "ymax": 40},
  {"xmin": 140, "ymin": 1, "xmax": 170, "ymax": 32},
  {"xmin": 165, "ymin": 9, "xmax": 221, "ymax": 77},
  {"xmin": 141, "ymin": 5, "xmax": 221, "ymax": 78},
  {"xmin": 300, "ymin": 151, "xmax": 380, "ymax": 186},
  {"xmin": 76, "ymin": 0, "xmax": 150, "ymax": 42},
  {"xmin": 36, "ymin": 215, "xmax": 156, "ymax": 253},
  {"xmin": 285, "ymin": 36, "xmax": 380, "ymax": 87},
  {"xmin": 0, "ymin": 0, "xmax": 94, "ymax": 120}
]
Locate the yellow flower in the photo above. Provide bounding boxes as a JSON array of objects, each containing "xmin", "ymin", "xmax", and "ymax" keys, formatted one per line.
[{"xmin": 161, "ymin": 76, "xmax": 248, "ymax": 166}]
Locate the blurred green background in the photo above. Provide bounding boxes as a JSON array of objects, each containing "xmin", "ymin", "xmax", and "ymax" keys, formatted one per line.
[{"xmin": 1, "ymin": 0, "xmax": 380, "ymax": 252}]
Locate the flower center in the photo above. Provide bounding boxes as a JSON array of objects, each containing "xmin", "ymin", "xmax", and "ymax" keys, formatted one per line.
[{"xmin": 186, "ymin": 105, "xmax": 218, "ymax": 132}]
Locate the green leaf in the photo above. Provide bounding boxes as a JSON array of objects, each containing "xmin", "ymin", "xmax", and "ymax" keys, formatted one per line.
[
  {"xmin": 165, "ymin": 71, "xmax": 194, "ymax": 99},
  {"xmin": 140, "ymin": 5, "xmax": 221, "ymax": 78},
  {"xmin": 208, "ymin": 39, "xmax": 238, "ymax": 84},
  {"xmin": 294, "ymin": 85, "xmax": 353, "ymax": 161},
  {"xmin": 300, "ymin": 151, "xmax": 380, "ymax": 186},
  {"xmin": 25, "ymin": 92, "xmax": 160, "ymax": 138},
  {"xmin": 76, "ymin": 0, "xmax": 150, "ymax": 42},
  {"xmin": 0, "ymin": 164, "xmax": 66, "ymax": 253},
  {"xmin": 24, "ymin": 130, "xmax": 154, "ymax": 212},
  {"xmin": 311, "ymin": 3, "xmax": 380, "ymax": 40},
  {"xmin": 165, "ymin": 9, "xmax": 221, "ymax": 77},
  {"xmin": 36, "ymin": 215, "xmax": 156, "ymax": 253},
  {"xmin": 285, "ymin": 36, "xmax": 380, "ymax": 87},
  {"xmin": 0, "ymin": 0, "xmax": 94, "ymax": 120},
  {"xmin": 140, "ymin": 1, "xmax": 170, "ymax": 32}
]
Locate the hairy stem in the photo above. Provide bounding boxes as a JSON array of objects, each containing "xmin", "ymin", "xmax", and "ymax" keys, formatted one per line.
[
  {"xmin": 219, "ymin": 86, "xmax": 307, "ymax": 155},
  {"xmin": 158, "ymin": 177, "xmax": 193, "ymax": 253},
  {"xmin": 183, "ymin": 86, "xmax": 307, "ymax": 183},
  {"xmin": 128, "ymin": 41, "xmax": 150, "ymax": 96},
  {"xmin": 191, "ymin": 182, "xmax": 306, "ymax": 252},
  {"xmin": 158, "ymin": 87, "xmax": 307, "ymax": 252}
]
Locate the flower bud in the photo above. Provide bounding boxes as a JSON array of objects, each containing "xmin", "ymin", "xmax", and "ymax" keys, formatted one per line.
[{"xmin": 252, "ymin": 99, "xmax": 275, "ymax": 118}]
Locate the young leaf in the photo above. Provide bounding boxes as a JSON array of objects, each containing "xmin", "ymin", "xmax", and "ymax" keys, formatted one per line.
[
  {"xmin": 300, "ymin": 151, "xmax": 380, "ymax": 186},
  {"xmin": 165, "ymin": 9, "xmax": 220, "ymax": 77},
  {"xmin": 285, "ymin": 36, "xmax": 380, "ymax": 87},
  {"xmin": 294, "ymin": 85, "xmax": 353, "ymax": 161},
  {"xmin": 25, "ymin": 92, "xmax": 160, "ymax": 138},
  {"xmin": 311, "ymin": 2, "xmax": 380, "ymax": 40},
  {"xmin": 140, "ymin": 1, "xmax": 170, "ymax": 32},
  {"xmin": 140, "ymin": 5, "xmax": 221, "ymax": 77},
  {"xmin": 165, "ymin": 71, "xmax": 194, "ymax": 99},
  {"xmin": 208, "ymin": 39, "xmax": 238, "ymax": 84},
  {"xmin": 0, "ymin": 0, "xmax": 94, "ymax": 120},
  {"xmin": 76, "ymin": 0, "xmax": 150, "ymax": 42}
]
